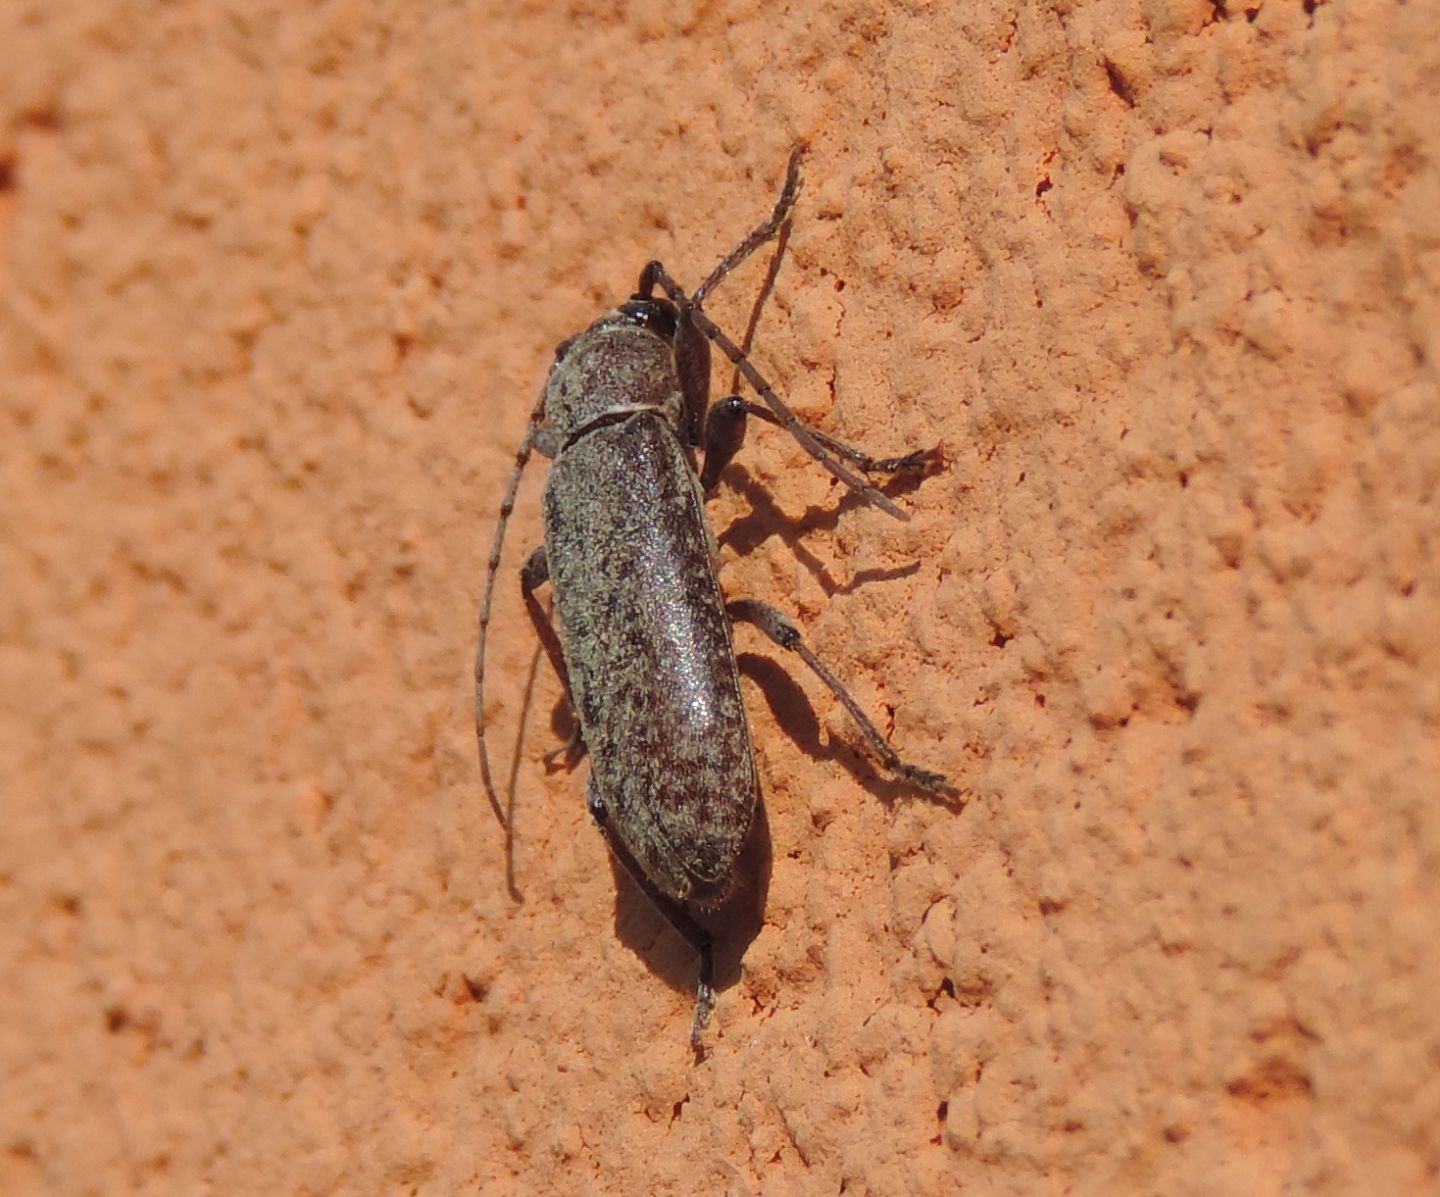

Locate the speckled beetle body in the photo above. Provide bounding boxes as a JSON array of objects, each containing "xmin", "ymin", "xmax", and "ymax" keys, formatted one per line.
[
  {"xmin": 542, "ymin": 313, "xmax": 758, "ymax": 910},
  {"xmin": 475, "ymin": 149, "xmax": 956, "ymax": 1050}
]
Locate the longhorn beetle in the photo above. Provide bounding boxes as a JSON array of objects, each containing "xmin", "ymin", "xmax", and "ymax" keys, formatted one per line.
[{"xmin": 475, "ymin": 147, "xmax": 956, "ymax": 1050}]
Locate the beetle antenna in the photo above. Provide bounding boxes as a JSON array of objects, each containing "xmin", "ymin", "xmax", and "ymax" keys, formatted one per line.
[
  {"xmin": 476, "ymin": 388, "xmax": 549, "ymax": 829},
  {"xmin": 693, "ymin": 144, "xmax": 805, "ymax": 307}
]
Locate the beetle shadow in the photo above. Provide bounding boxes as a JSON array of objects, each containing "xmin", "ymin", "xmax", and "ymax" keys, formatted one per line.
[
  {"xmin": 714, "ymin": 459, "xmax": 942, "ymax": 598},
  {"xmin": 605, "ymin": 794, "xmax": 772, "ymax": 1010}
]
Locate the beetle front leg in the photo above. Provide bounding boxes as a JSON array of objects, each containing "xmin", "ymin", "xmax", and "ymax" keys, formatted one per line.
[
  {"xmin": 726, "ymin": 598, "xmax": 959, "ymax": 800},
  {"xmin": 734, "ymin": 399, "xmax": 941, "ymax": 476},
  {"xmin": 701, "ymin": 393, "xmax": 937, "ymax": 494},
  {"xmin": 700, "ymin": 395, "xmax": 749, "ymax": 491},
  {"xmin": 586, "ymin": 776, "xmax": 716, "ymax": 1055}
]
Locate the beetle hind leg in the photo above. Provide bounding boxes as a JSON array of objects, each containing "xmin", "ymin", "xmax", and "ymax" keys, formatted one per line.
[
  {"xmin": 727, "ymin": 597, "xmax": 960, "ymax": 800},
  {"xmin": 521, "ymin": 547, "xmax": 586, "ymax": 766}
]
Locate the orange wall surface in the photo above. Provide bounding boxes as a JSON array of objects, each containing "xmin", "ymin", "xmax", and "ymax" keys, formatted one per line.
[{"xmin": 3, "ymin": 1, "xmax": 1437, "ymax": 1193}]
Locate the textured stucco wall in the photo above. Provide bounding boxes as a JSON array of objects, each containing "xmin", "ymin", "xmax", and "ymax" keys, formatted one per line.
[{"xmin": 3, "ymin": 1, "xmax": 1438, "ymax": 1193}]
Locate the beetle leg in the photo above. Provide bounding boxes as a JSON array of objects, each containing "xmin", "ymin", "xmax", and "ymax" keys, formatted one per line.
[
  {"xmin": 700, "ymin": 395, "xmax": 749, "ymax": 491},
  {"xmin": 520, "ymin": 547, "xmax": 586, "ymax": 766},
  {"xmin": 586, "ymin": 776, "xmax": 716, "ymax": 1055},
  {"xmin": 543, "ymin": 725, "xmax": 585, "ymax": 769},
  {"xmin": 651, "ymin": 278, "xmax": 912, "ymax": 520},
  {"xmin": 726, "ymin": 598, "xmax": 960, "ymax": 800},
  {"xmin": 733, "ymin": 401, "xmax": 941, "ymax": 475},
  {"xmin": 701, "ymin": 394, "xmax": 939, "ymax": 494},
  {"xmin": 533, "ymin": 426, "xmax": 563, "ymax": 460}
]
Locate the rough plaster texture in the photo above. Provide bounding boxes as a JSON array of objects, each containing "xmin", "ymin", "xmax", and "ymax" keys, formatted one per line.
[{"xmin": 3, "ymin": 0, "xmax": 1438, "ymax": 1193}]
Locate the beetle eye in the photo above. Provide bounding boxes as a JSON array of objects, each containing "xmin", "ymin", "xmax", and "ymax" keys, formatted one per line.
[{"xmin": 618, "ymin": 298, "xmax": 678, "ymax": 340}]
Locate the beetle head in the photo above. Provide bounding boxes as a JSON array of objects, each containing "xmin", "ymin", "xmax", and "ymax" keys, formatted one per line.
[{"xmin": 543, "ymin": 304, "xmax": 688, "ymax": 442}]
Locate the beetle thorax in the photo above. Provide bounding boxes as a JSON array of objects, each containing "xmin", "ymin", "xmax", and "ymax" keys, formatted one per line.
[{"xmin": 544, "ymin": 317, "xmax": 685, "ymax": 442}]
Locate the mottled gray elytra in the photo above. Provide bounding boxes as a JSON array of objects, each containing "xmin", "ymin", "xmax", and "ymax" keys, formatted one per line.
[{"xmin": 474, "ymin": 147, "xmax": 956, "ymax": 1050}]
